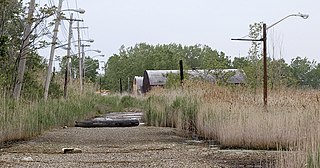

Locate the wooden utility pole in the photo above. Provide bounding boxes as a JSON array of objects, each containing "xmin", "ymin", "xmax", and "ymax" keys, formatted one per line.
[
  {"xmin": 13, "ymin": 0, "xmax": 36, "ymax": 100},
  {"xmin": 99, "ymin": 77, "xmax": 102, "ymax": 95},
  {"xmin": 179, "ymin": 60, "xmax": 184, "ymax": 85},
  {"xmin": 262, "ymin": 23, "xmax": 267, "ymax": 106},
  {"xmin": 127, "ymin": 77, "xmax": 130, "ymax": 93},
  {"xmin": 232, "ymin": 34, "xmax": 267, "ymax": 106},
  {"xmin": 44, "ymin": 0, "xmax": 63, "ymax": 100},
  {"xmin": 120, "ymin": 78, "xmax": 122, "ymax": 94}
]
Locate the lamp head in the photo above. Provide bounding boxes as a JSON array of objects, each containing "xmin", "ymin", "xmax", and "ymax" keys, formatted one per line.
[
  {"xmin": 77, "ymin": 8, "xmax": 85, "ymax": 14},
  {"xmin": 298, "ymin": 12, "xmax": 309, "ymax": 19}
]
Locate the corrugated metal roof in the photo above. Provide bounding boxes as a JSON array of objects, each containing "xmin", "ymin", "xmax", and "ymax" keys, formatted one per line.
[
  {"xmin": 145, "ymin": 70, "xmax": 179, "ymax": 86},
  {"xmin": 145, "ymin": 69, "xmax": 245, "ymax": 86}
]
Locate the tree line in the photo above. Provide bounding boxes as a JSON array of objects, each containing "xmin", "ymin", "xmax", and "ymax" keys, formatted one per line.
[
  {"xmin": 103, "ymin": 42, "xmax": 320, "ymax": 91},
  {"xmin": 1, "ymin": 1, "xmax": 318, "ymax": 100}
]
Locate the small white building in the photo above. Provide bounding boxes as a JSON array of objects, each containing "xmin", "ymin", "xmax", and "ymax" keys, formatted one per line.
[{"xmin": 132, "ymin": 76, "xmax": 143, "ymax": 95}]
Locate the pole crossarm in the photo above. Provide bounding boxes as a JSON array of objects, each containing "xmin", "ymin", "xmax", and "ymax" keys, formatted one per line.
[
  {"xmin": 64, "ymin": 18, "xmax": 83, "ymax": 22},
  {"xmin": 73, "ymin": 27, "xmax": 88, "ymax": 29},
  {"xmin": 231, "ymin": 38, "xmax": 263, "ymax": 42},
  {"xmin": 55, "ymin": 39, "xmax": 93, "ymax": 49}
]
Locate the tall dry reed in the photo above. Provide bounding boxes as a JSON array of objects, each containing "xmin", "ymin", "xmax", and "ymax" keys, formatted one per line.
[{"xmin": 145, "ymin": 81, "xmax": 320, "ymax": 167}]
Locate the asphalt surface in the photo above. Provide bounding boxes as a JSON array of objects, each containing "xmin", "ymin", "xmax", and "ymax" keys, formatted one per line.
[{"xmin": 0, "ymin": 112, "xmax": 276, "ymax": 168}]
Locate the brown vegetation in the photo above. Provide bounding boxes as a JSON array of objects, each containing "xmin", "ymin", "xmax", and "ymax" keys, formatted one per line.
[{"xmin": 145, "ymin": 81, "xmax": 320, "ymax": 167}]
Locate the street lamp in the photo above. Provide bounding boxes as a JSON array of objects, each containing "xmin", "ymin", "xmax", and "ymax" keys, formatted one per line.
[
  {"xmin": 62, "ymin": 8, "xmax": 85, "ymax": 14},
  {"xmin": 55, "ymin": 39, "xmax": 94, "ymax": 49},
  {"xmin": 85, "ymin": 49, "xmax": 101, "ymax": 53},
  {"xmin": 232, "ymin": 12, "xmax": 308, "ymax": 106},
  {"xmin": 267, "ymin": 13, "xmax": 308, "ymax": 30},
  {"xmin": 91, "ymin": 54, "xmax": 105, "ymax": 58},
  {"xmin": 44, "ymin": 1, "xmax": 86, "ymax": 100}
]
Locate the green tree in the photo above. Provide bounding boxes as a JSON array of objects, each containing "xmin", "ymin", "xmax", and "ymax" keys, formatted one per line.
[
  {"xmin": 103, "ymin": 43, "xmax": 231, "ymax": 91},
  {"xmin": 232, "ymin": 57, "xmax": 251, "ymax": 69},
  {"xmin": 268, "ymin": 58, "xmax": 292, "ymax": 89},
  {"xmin": 200, "ymin": 45, "xmax": 231, "ymax": 70},
  {"xmin": 60, "ymin": 55, "xmax": 99, "ymax": 81},
  {"xmin": 246, "ymin": 22, "xmax": 263, "ymax": 90},
  {"xmin": 307, "ymin": 63, "xmax": 320, "ymax": 89},
  {"xmin": 0, "ymin": 1, "xmax": 58, "ymax": 99},
  {"xmin": 290, "ymin": 56, "xmax": 314, "ymax": 87},
  {"xmin": 0, "ymin": 0, "xmax": 24, "ymax": 92},
  {"xmin": 83, "ymin": 57, "xmax": 99, "ymax": 83}
]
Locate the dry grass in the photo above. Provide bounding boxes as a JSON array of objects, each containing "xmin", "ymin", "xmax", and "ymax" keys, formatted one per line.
[{"xmin": 145, "ymin": 81, "xmax": 320, "ymax": 167}]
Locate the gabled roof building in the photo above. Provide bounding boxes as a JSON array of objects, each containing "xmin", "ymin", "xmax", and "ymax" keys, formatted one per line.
[{"xmin": 142, "ymin": 69, "xmax": 245, "ymax": 93}]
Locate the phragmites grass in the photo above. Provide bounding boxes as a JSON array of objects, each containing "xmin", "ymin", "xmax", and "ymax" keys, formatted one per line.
[
  {"xmin": 0, "ymin": 80, "xmax": 102, "ymax": 145},
  {"xmin": 144, "ymin": 80, "xmax": 320, "ymax": 167},
  {"xmin": 0, "ymin": 92, "xmax": 99, "ymax": 144},
  {"xmin": 0, "ymin": 85, "xmax": 146, "ymax": 146}
]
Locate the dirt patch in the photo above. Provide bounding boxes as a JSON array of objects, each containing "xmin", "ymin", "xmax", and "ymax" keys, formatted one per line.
[{"xmin": 0, "ymin": 126, "xmax": 277, "ymax": 167}]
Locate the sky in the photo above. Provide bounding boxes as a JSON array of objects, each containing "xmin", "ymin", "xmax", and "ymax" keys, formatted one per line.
[{"xmin": 33, "ymin": 0, "xmax": 319, "ymax": 73}]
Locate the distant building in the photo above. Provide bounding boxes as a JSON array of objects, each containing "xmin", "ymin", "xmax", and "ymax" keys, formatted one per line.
[
  {"xmin": 142, "ymin": 69, "xmax": 245, "ymax": 93},
  {"xmin": 132, "ymin": 76, "xmax": 143, "ymax": 95}
]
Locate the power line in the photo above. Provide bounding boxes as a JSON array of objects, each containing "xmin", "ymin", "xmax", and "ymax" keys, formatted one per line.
[
  {"xmin": 60, "ymin": 20, "xmax": 69, "ymax": 41},
  {"xmin": 74, "ymin": 0, "xmax": 80, "ymax": 18}
]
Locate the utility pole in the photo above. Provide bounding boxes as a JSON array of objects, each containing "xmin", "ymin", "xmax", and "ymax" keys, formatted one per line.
[
  {"xmin": 63, "ymin": 15, "xmax": 83, "ymax": 98},
  {"xmin": 232, "ymin": 28, "xmax": 266, "ymax": 106},
  {"xmin": 74, "ymin": 25, "xmax": 89, "ymax": 93},
  {"xmin": 179, "ymin": 60, "xmax": 184, "ymax": 86},
  {"xmin": 81, "ymin": 44, "xmax": 86, "ymax": 81},
  {"xmin": 76, "ymin": 22, "xmax": 83, "ymax": 92},
  {"xmin": 232, "ymin": 13, "xmax": 308, "ymax": 107},
  {"xmin": 262, "ymin": 23, "xmax": 267, "ymax": 106},
  {"xmin": 13, "ymin": 0, "xmax": 36, "ymax": 100},
  {"xmin": 63, "ymin": 13, "xmax": 73, "ymax": 99},
  {"xmin": 127, "ymin": 77, "xmax": 130, "ymax": 93},
  {"xmin": 44, "ymin": 0, "xmax": 63, "ymax": 101},
  {"xmin": 119, "ymin": 78, "xmax": 122, "ymax": 94},
  {"xmin": 79, "ymin": 44, "xmax": 90, "ymax": 90},
  {"xmin": 99, "ymin": 76, "xmax": 102, "ymax": 95}
]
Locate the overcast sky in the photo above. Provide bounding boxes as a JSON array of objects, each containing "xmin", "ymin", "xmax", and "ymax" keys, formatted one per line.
[{"xmin": 35, "ymin": 0, "xmax": 319, "ymax": 72}]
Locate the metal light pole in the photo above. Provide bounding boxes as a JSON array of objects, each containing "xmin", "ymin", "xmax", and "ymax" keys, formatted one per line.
[{"xmin": 232, "ymin": 13, "xmax": 308, "ymax": 106}]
